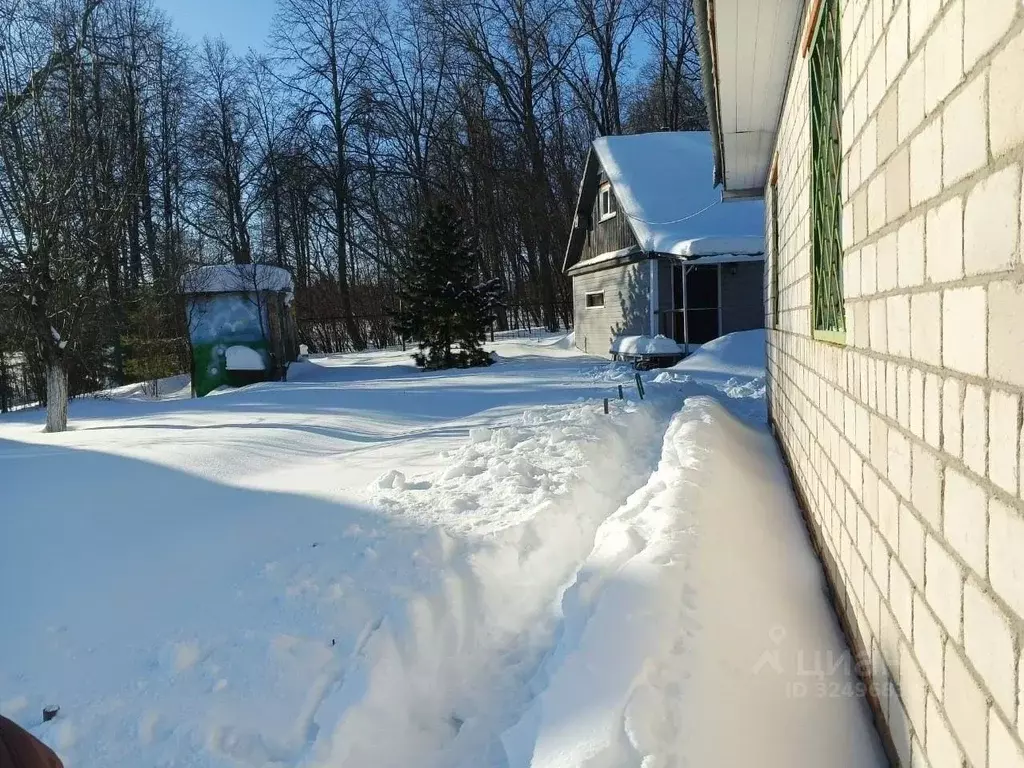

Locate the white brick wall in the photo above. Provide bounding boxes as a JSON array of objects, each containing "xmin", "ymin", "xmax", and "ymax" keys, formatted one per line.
[
  {"xmin": 909, "ymin": 119, "xmax": 942, "ymax": 206},
  {"xmin": 927, "ymin": 695, "xmax": 964, "ymax": 768},
  {"xmin": 943, "ymin": 75, "xmax": 987, "ymax": 187},
  {"xmin": 988, "ymin": 390, "xmax": 1020, "ymax": 495},
  {"xmin": 989, "ymin": 496, "xmax": 1024, "ymax": 619},
  {"xmin": 926, "ymin": 535, "xmax": 964, "ymax": 640},
  {"xmin": 989, "ymin": 280, "xmax": 1024, "ymax": 388},
  {"xmin": 964, "ymin": 164, "xmax": 1021, "ymax": 276},
  {"xmin": 943, "ymin": 645, "xmax": 989, "ymax": 767},
  {"xmin": 942, "ymin": 377, "xmax": 963, "ymax": 457},
  {"xmin": 766, "ymin": 5, "xmax": 1024, "ymax": 766},
  {"xmin": 990, "ymin": 30, "xmax": 1024, "ymax": 158},
  {"xmin": 963, "ymin": 580, "xmax": 1016, "ymax": 716},
  {"xmin": 964, "ymin": 0, "xmax": 1018, "ymax": 71},
  {"xmin": 961, "ymin": 384, "xmax": 987, "ymax": 477},
  {"xmin": 912, "ymin": 591, "xmax": 945, "ymax": 690},
  {"xmin": 942, "ymin": 287, "xmax": 987, "ymax": 377},
  {"xmin": 991, "ymin": 713, "xmax": 1024, "ymax": 768},
  {"xmin": 925, "ymin": 196, "xmax": 964, "ymax": 284},
  {"xmin": 924, "ymin": 2, "xmax": 964, "ymax": 113},
  {"xmin": 944, "ymin": 468, "xmax": 987, "ymax": 576}
]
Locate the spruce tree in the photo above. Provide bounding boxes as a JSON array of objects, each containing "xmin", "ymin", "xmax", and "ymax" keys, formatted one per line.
[{"xmin": 396, "ymin": 202, "xmax": 499, "ymax": 369}]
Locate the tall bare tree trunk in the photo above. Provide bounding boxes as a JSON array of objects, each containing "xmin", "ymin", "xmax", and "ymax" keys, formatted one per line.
[{"xmin": 45, "ymin": 356, "xmax": 69, "ymax": 433}]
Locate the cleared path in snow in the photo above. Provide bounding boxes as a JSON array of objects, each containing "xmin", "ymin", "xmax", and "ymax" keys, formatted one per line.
[
  {"xmin": 0, "ymin": 335, "xmax": 673, "ymax": 768},
  {"xmin": 502, "ymin": 395, "xmax": 885, "ymax": 767}
]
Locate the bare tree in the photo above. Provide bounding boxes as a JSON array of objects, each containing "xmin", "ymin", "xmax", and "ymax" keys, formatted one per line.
[
  {"xmin": 271, "ymin": 0, "xmax": 369, "ymax": 349},
  {"xmin": 0, "ymin": 0, "xmax": 123, "ymax": 431},
  {"xmin": 430, "ymin": 0, "xmax": 583, "ymax": 329},
  {"xmin": 0, "ymin": 0, "xmax": 691, "ymax": 401},
  {"xmin": 562, "ymin": 0, "xmax": 648, "ymax": 135},
  {"xmin": 185, "ymin": 37, "xmax": 260, "ymax": 265},
  {"xmin": 630, "ymin": 0, "xmax": 706, "ymax": 132}
]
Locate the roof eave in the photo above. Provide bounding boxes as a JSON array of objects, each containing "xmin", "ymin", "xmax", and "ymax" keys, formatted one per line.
[
  {"xmin": 697, "ymin": 0, "xmax": 807, "ymax": 195},
  {"xmin": 722, "ymin": 187, "xmax": 765, "ymax": 201},
  {"xmin": 562, "ymin": 147, "xmax": 598, "ymax": 273},
  {"xmin": 694, "ymin": 0, "xmax": 725, "ymax": 190}
]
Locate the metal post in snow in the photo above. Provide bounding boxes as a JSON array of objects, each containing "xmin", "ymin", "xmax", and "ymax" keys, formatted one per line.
[
  {"xmin": 635, "ymin": 373, "xmax": 645, "ymax": 400},
  {"xmin": 399, "ymin": 297, "xmax": 406, "ymax": 352},
  {"xmin": 618, "ymin": 384, "xmax": 624, "ymax": 400},
  {"xmin": 717, "ymin": 263, "xmax": 724, "ymax": 338},
  {"xmin": 648, "ymin": 256, "xmax": 658, "ymax": 337},
  {"xmin": 681, "ymin": 264, "xmax": 690, "ymax": 356},
  {"xmin": 603, "ymin": 398, "xmax": 609, "ymax": 414}
]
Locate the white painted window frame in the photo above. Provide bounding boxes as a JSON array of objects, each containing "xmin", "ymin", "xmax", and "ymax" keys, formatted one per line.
[
  {"xmin": 585, "ymin": 291, "xmax": 605, "ymax": 309},
  {"xmin": 598, "ymin": 183, "xmax": 617, "ymax": 221}
]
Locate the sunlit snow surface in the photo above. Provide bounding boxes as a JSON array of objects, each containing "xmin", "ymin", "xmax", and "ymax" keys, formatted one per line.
[{"xmin": 0, "ymin": 330, "xmax": 883, "ymax": 768}]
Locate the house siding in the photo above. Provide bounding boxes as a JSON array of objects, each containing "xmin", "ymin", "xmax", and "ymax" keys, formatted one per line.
[
  {"xmin": 721, "ymin": 261, "xmax": 765, "ymax": 334},
  {"xmin": 579, "ymin": 182, "xmax": 637, "ymax": 263},
  {"xmin": 769, "ymin": 2, "xmax": 1024, "ymax": 767},
  {"xmin": 573, "ymin": 260, "xmax": 651, "ymax": 357}
]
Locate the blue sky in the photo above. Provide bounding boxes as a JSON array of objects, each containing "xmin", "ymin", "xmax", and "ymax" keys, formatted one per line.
[{"xmin": 155, "ymin": 0, "xmax": 278, "ymax": 52}]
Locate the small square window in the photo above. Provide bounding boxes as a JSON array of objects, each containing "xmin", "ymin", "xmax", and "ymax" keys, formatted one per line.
[
  {"xmin": 585, "ymin": 291, "xmax": 605, "ymax": 308},
  {"xmin": 599, "ymin": 184, "xmax": 616, "ymax": 220}
]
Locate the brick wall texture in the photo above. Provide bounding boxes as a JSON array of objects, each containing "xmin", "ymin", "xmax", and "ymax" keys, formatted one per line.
[{"xmin": 767, "ymin": 1, "xmax": 1024, "ymax": 766}]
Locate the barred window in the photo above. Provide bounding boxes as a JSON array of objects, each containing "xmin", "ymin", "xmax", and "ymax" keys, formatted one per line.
[{"xmin": 809, "ymin": 0, "xmax": 844, "ymax": 342}]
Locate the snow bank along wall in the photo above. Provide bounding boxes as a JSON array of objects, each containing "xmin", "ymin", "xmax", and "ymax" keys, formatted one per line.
[{"xmin": 768, "ymin": 3, "xmax": 1024, "ymax": 767}]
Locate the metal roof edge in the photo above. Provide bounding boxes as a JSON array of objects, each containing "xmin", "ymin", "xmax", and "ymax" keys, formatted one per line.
[{"xmin": 694, "ymin": 0, "xmax": 725, "ymax": 189}]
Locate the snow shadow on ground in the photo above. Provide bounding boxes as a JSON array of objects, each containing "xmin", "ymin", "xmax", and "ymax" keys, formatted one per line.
[
  {"xmin": 0, "ymin": 438, "xmax": 454, "ymax": 768},
  {"xmin": 0, "ymin": 356, "xmax": 604, "ymax": 433}
]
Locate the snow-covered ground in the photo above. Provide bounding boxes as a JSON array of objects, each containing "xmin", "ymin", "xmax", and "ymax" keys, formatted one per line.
[{"xmin": 0, "ymin": 331, "xmax": 883, "ymax": 767}]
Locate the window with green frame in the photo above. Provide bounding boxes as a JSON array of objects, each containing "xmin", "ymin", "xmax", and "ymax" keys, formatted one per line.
[
  {"xmin": 809, "ymin": 0, "xmax": 844, "ymax": 343},
  {"xmin": 770, "ymin": 177, "xmax": 780, "ymax": 328}
]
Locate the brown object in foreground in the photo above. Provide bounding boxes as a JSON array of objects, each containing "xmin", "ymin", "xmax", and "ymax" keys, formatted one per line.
[{"xmin": 0, "ymin": 716, "xmax": 63, "ymax": 768}]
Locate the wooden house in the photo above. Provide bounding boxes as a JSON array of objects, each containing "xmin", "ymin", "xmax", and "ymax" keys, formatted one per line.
[{"xmin": 563, "ymin": 131, "xmax": 766, "ymax": 361}]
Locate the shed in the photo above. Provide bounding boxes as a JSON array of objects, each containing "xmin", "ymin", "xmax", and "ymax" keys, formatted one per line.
[
  {"xmin": 563, "ymin": 131, "xmax": 766, "ymax": 363},
  {"xmin": 182, "ymin": 264, "xmax": 299, "ymax": 396}
]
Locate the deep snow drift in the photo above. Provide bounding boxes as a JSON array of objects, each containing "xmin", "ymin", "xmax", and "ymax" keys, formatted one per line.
[{"xmin": 1, "ymin": 330, "xmax": 883, "ymax": 767}]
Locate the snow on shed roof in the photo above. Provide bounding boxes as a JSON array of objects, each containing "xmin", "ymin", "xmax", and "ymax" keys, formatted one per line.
[
  {"xmin": 182, "ymin": 264, "xmax": 294, "ymax": 295},
  {"xmin": 592, "ymin": 131, "xmax": 764, "ymax": 257}
]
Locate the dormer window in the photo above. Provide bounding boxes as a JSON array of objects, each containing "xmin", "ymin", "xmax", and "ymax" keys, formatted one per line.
[{"xmin": 599, "ymin": 183, "xmax": 616, "ymax": 221}]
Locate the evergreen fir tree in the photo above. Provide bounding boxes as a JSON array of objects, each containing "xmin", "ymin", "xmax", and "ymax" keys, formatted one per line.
[{"xmin": 396, "ymin": 202, "xmax": 500, "ymax": 369}]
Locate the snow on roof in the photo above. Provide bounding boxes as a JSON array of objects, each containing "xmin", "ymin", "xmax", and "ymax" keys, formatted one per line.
[
  {"xmin": 592, "ymin": 132, "xmax": 764, "ymax": 257},
  {"xmin": 681, "ymin": 251, "xmax": 765, "ymax": 265},
  {"xmin": 569, "ymin": 245, "xmax": 643, "ymax": 272},
  {"xmin": 182, "ymin": 264, "xmax": 294, "ymax": 294},
  {"xmin": 671, "ymin": 236, "xmax": 763, "ymax": 257}
]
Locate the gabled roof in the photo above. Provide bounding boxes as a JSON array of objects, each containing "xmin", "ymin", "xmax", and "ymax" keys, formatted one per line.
[
  {"xmin": 695, "ymin": 0, "xmax": 805, "ymax": 194},
  {"xmin": 563, "ymin": 131, "xmax": 765, "ymax": 271}
]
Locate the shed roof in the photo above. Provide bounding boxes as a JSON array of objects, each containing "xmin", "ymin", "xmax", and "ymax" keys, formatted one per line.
[{"xmin": 182, "ymin": 264, "xmax": 294, "ymax": 295}]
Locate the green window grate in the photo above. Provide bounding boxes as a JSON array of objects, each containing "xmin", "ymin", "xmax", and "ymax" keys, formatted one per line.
[
  {"xmin": 809, "ymin": 0, "xmax": 844, "ymax": 342},
  {"xmin": 770, "ymin": 179, "xmax": 780, "ymax": 328}
]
